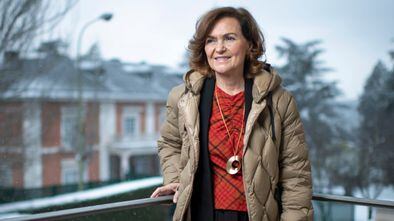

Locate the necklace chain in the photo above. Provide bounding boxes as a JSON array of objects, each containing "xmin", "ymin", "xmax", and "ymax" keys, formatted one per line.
[{"xmin": 214, "ymin": 86, "xmax": 245, "ymax": 157}]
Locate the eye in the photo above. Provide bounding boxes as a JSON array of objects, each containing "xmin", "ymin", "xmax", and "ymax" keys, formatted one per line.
[
  {"xmin": 224, "ymin": 35, "xmax": 236, "ymax": 41},
  {"xmin": 205, "ymin": 38, "xmax": 216, "ymax": 44}
]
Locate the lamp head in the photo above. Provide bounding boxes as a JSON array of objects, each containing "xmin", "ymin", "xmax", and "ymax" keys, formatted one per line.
[{"xmin": 100, "ymin": 13, "xmax": 113, "ymax": 21}]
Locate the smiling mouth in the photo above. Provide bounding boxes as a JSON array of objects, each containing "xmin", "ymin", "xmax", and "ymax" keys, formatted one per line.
[{"xmin": 214, "ymin": 56, "xmax": 231, "ymax": 61}]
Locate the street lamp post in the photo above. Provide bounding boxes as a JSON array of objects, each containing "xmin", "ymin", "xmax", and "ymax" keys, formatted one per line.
[
  {"xmin": 76, "ymin": 13, "xmax": 113, "ymax": 190},
  {"xmin": 76, "ymin": 13, "xmax": 113, "ymax": 65}
]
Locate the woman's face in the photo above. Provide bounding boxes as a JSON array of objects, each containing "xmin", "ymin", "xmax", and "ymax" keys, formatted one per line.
[{"xmin": 204, "ymin": 17, "xmax": 249, "ymax": 77}]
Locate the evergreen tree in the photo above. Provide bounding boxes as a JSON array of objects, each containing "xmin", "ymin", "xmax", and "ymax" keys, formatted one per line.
[
  {"xmin": 379, "ymin": 64, "xmax": 394, "ymax": 185},
  {"xmin": 361, "ymin": 48, "xmax": 394, "ymax": 187},
  {"xmin": 275, "ymin": 38, "xmax": 345, "ymax": 192},
  {"xmin": 382, "ymin": 46, "xmax": 394, "ymax": 185},
  {"xmin": 357, "ymin": 61, "xmax": 390, "ymax": 198}
]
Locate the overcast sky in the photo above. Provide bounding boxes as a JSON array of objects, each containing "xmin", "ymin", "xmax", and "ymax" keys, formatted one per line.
[{"xmin": 47, "ymin": 0, "xmax": 394, "ymax": 100}]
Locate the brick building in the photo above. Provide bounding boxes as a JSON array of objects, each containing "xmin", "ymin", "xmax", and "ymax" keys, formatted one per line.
[{"xmin": 0, "ymin": 43, "xmax": 183, "ymax": 188}]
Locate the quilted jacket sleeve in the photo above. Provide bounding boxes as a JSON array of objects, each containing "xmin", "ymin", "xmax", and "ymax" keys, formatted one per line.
[
  {"xmin": 157, "ymin": 86, "xmax": 183, "ymax": 185},
  {"xmin": 278, "ymin": 93, "xmax": 313, "ymax": 221}
]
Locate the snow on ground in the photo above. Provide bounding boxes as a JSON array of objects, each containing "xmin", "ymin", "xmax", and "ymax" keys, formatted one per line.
[
  {"xmin": 0, "ymin": 212, "xmax": 27, "ymax": 219},
  {"xmin": 0, "ymin": 176, "xmax": 163, "ymax": 214}
]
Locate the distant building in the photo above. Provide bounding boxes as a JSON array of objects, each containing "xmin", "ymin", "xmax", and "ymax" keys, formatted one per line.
[{"xmin": 0, "ymin": 42, "xmax": 183, "ymax": 188}]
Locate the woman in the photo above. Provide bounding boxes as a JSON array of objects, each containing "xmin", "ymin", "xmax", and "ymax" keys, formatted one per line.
[{"xmin": 151, "ymin": 7, "xmax": 313, "ymax": 221}]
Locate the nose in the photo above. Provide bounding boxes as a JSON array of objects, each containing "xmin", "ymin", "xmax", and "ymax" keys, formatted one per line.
[{"xmin": 215, "ymin": 40, "xmax": 226, "ymax": 53}]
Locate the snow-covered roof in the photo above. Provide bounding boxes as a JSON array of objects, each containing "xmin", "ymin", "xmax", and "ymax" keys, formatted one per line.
[{"xmin": 0, "ymin": 55, "xmax": 183, "ymax": 102}]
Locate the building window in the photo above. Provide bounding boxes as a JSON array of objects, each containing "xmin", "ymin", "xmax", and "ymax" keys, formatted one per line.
[
  {"xmin": 0, "ymin": 164, "xmax": 13, "ymax": 187},
  {"xmin": 61, "ymin": 106, "xmax": 79, "ymax": 149},
  {"xmin": 63, "ymin": 167, "xmax": 78, "ymax": 184},
  {"xmin": 122, "ymin": 107, "xmax": 140, "ymax": 138},
  {"xmin": 129, "ymin": 155, "xmax": 159, "ymax": 178},
  {"xmin": 110, "ymin": 155, "xmax": 121, "ymax": 180},
  {"xmin": 134, "ymin": 156, "xmax": 149, "ymax": 175},
  {"xmin": 61, "ymin": 159, "xmax": 78, "ymax": 184},
  {"xmin": 0, "ymin": 104, "xmax": 23, "ymax": 146},
  {"xmin": 124, "ymin": 116, "xmax": 136, "ymax": 136}
]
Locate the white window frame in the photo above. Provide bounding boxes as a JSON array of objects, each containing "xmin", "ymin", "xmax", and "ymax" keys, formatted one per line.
[
  {"xmin": 61, "ymin": 106, "xmax": 80, "ymax": 150},
  {"xmin": 122, "ymin": 106, "xmax": 141, "ymax": 138},
  {"xmin": 61, "ymin": 159, "xmax": 78, "ymax": 185}
]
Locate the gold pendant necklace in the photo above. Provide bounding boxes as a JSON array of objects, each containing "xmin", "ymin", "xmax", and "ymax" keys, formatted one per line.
[{"xmin": 215, "ymin": 86, "xmax": 245, "ymax": 175}]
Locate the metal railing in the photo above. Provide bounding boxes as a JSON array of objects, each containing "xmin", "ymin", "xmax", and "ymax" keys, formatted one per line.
[
  {"xmin": 1, "ymin": 196, "xmax": 173, "ymax": 221},
  {"xmin": 2, "ymin": 194, "xmax": 394, "ymax": 221},
  {"xmin": 312, "ymin": 193, "xmax": 394, "ymax": 209}
]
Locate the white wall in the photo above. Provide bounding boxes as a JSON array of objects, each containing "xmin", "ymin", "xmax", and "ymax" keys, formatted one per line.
[
  {"xmin": 145, "ymin": 101, "xmax": 155, "ymax": 136},
  {"xmin": 23, "ymin": 101, "xmax": 42, "ymax": 188},
  {"xmin": 99, "ymin": 102, "xmax": 116, "ymax": 181}
]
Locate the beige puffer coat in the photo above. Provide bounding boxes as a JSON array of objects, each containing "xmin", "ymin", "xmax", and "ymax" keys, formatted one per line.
[{"xmin": 157, "ymin": 68, "xmax": 313, "ymax": 221}]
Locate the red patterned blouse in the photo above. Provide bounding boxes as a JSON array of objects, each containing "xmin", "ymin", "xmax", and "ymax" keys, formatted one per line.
[{"xmin": 208, "ymin": 86, "xmax": 247, "ymax": 212}]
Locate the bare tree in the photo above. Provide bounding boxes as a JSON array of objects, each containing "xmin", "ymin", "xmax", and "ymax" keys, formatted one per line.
[
  {"xmin": 0, "ymin": 0, "xmax": 77, "ymax": 56},
  {"xmin": 0, "ymin": 0, "xmax": 78, "ymax": 190},
  {"xmin": 0, "ymin": 0, "xmax": 77, "ymax": 94}
]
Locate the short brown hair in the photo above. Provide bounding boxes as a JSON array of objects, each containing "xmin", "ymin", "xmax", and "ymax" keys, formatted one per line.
[{"xmin": 188, "ymin": 7, "xmax": 266, "ymax": 77}]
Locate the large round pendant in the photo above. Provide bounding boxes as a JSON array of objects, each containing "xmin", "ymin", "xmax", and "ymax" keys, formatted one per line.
[{"xmin": 226, "ymin": 155, "xmax": 242, "ymax": 175}]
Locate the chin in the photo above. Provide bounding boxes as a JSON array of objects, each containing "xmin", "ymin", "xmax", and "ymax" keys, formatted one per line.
[
  {"xmin": 213, "ymin": 70, "xmax": 229, "ymax": 75},
  {"xmin": 213, "ymin": 68, "xmax": 235, "ymax": 75},
  {"xmin": 211, "ymin": 65, "xmax": 230, "ymax": 73}
]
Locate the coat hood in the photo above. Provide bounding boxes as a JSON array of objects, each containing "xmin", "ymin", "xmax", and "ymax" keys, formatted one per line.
[{"xmin": 183, "ymin": 68, "xmax": 282, "ymax": 103}]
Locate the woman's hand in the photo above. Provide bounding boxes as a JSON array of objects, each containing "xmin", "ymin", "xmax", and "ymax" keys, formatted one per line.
[{"xmin": 150, "ymin": 183, "xmax": 180, "ymax": 203}]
